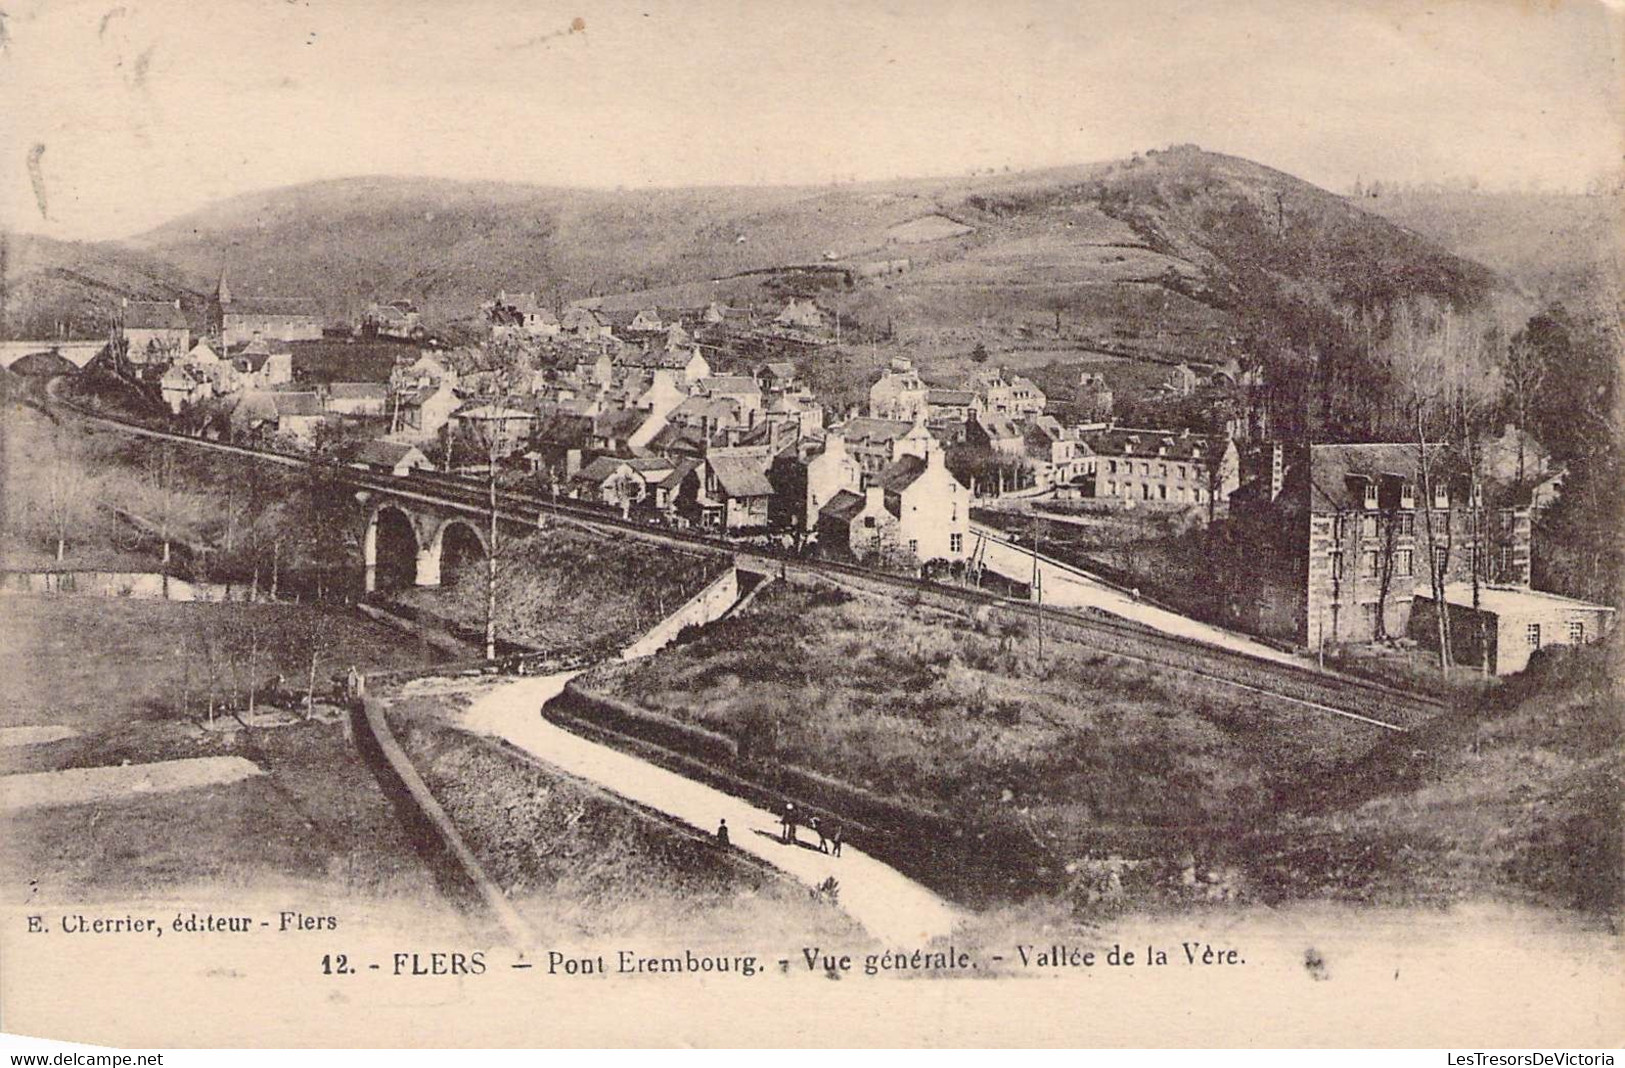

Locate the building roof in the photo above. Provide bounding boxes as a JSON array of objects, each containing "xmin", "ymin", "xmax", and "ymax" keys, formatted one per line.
[
  {"xmin": 1427, "ymin": 582, "xmax": 1616, "ymax": 616},
  {"xmin": 659, "ymin": 457, "xmax": 702, "ymax": 490},
  {"xmin": 1305, "ymin": 443, "xmax": 1456, "ymax": 511},
  {"xmin": 223, "ymin": 296, "xmax": 322, "ymax": 319},
  {"xmin": 593, "ymin": 406, "xmax": 653, "ymax": 442},
  {"xmin": 707, "ymin": 455, "xmax": 774, "ymax": 498},
  {"xmin": 329, "ymin": 381, "xmax": 387, "ymax": 400},
  {"xmin": 273, "ymin": 392, "xmax": 324, "ymax": 417},
  {"xmin": 873, "ymin": 454, "xmax": 928, "ymax": 493},
  {"xmin": 837, "ymin": 417, "xmax": 918, "ymax": 444},
  {"xmin": 356, "ymin": 440, "xmax": 423, "ymax": 467},
  {"xmin": 699, "ymin": 375, "xmax": 760, "ymax": 396},
  {"xmin": 759, "ymin": 361, "xmax": 796, "ymax": 379},
  {"xmin": 819, "ymin": 489, "xmax": 867, "ymax": 523},
  {"xmin": 123, "ymin": 301, "xmax": 188, "ymax": 330},
  {"xmin": 1081, "ymin": 427, "xmax": 1215, "ymax": 463},
  {"xmin": 927, "ymin": 389, "xmax": 976, "ymax": 406}
]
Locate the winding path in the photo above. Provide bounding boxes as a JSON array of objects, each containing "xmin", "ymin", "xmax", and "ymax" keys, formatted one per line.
[{"xmin": 461, "ymin": 671, "xmax": 961, "ymax": 945}]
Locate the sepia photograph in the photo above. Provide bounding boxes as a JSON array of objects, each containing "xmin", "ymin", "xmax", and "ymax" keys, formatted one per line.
[{"xmin": 0, "ymin": 0, "xmax": 1620, "ymax": 1050}]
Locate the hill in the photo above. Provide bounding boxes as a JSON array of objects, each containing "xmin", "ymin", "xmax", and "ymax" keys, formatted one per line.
[
  {"xmin": 1358, "ymin": 190, "xmax": 1621, "ymax": 309},
  {"xmin": 0, "ymin": 232, "xmax": 207, "ymax": 340},
  {"xmin": 116, "ymin": 148, "xmax": 1498, "ymax": 351}
]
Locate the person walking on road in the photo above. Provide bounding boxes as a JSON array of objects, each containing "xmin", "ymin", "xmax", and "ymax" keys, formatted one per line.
[
  {"xmin": 830, "ymin": 825, "xmax": 843, "ymax": 858},
  {"xmin": 812, "ymin": 817, "xmax": 828, "ymax": 854},
  {"xmin": 715, "ymin": 818, "xmax": 730, "ymax": 847},
  {"xmin": 782, "ymin": 802, "xmax": 797, "ymax": 845}
]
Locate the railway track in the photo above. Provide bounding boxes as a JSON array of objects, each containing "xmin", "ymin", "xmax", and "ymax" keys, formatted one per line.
[{"xmin": 44, "ymin": 378, "xmax": 1445, "ymax": 731}]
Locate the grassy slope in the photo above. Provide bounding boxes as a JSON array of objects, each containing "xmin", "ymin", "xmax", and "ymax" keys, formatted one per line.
[
  {"xmin": 1251, "ymin": 635, "xmax": 1623, "ymax": 914},
  {"xmin": 581, "ymin": 580, "xmax": 1383, "ymax": 862},
  {"xmin": 581, "ymin": 579, "xmax": 1621, "ymax": 916},
  {"xmin": 391, "ymin": 526, "xmax": 728, "ymax": 657}
]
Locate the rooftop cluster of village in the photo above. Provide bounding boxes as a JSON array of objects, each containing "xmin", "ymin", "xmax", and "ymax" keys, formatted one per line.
[{"xmin": 48, "ymin": 266, "xmax": 1603, "ymax": 675}]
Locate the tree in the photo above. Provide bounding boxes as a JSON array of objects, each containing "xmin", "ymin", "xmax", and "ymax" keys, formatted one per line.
[
  {"xmin": 41, "ymin": 425, "xmax": 96, "ymax": 562},
  {"xmin": 970, "ymin": 342, "xmax": 991, "ymax": 365},
  {"xmin": 459, "ymin": 335, "xmax": 531, "ymax": 660},
  {"xmin": 1500, "ymin": 326, "xmax": 1546, "ymax": 484}
]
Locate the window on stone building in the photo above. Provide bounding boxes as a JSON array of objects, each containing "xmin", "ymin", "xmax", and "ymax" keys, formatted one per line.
[
  {"xmin": 1361, "ymin": 515, "xmax": 1377, "ymax": 539},
  {"xmin": 1395, "ymin": 549, "xmax": 1413, "ymax": 577},
  {"xmin": 1362, "ymin": 550, "xmax": 1379, "ymax": 578},
  {"xmin": 1569, "ymin": 620, "xmax": 1584, "ymax": 644},
  {"xmin": 1398, "ymin": 513, "xmax": 1415, "ymax": 536},
  {"xmin": 908, "ymin": 539, "xmax": 918, "ymax": 555},
  {"xmin": 950, "ymin": 533, "xmax": 963, "ymax": 554},
  {"xmin": 1527, "ymin": 623, "xmax": 1541, "ymax": 649}
]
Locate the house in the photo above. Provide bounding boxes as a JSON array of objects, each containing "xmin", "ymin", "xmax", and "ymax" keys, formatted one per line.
[
  {"xmin": 666, "ymin": 394, "xmax": 753, "ymax": 440},
  {"xmin": 628, "ymin": 308, "xmax": 665, "ymax": 334},
  {"xmin": 869, "ymin": 358, "xmax": 929, "ymax": 422},
  {"xmin": 1022, "ymin": 416, "xmax": 1092, "ymax": 490},
  {"xmin": 1077, "ymin": 372, "xmax": 1114, "ymax": 421},
  {"xmin": 449, "ymin": 402, "xmax": 536, "ymax": 459},
  {"xmin": 757, "ymin": 361, "xmax": 797, "ymax": 392},
  {"xmin": 1223, "ymin": 442, "xmax": 1536, "ymax": 649},
  {"xmin": 570, "ymin": 456, "xmax": 677, "ymax": 511},
  {"xmin": 485, "ymin": 291, "xmax": 559, "ymax": 338},
  {"xmin": 694, "ymin": 375, "xmax": 763, "ymax": 416},
  {"xmin": 800, "ymin": 433, "xmax": 863, "ymax": 530},
  {"xmin": 389, "ymin": 379, "xmax": 461, "ymax": 445},
  {"xmin": 774, "ymin": 298, "xmax": 827, "ymax": 333},
  {"xmin": 677, "ymin": 455, "xmax": 774, "ymax": 531},
  {"xmin": 1077, "ymin": 427, "xmax": 1238, "ymax": 507},
  {"xmin": 590, "ymin": 405, "xmax": 665, "ymax": 455},
  {"xmin": 964, "ymin": 414, "xmax": 1025, "ymax": 457},
  {"xmin": 562, "ymin": 305, "xmax": 611, "ymax": 339},
  {"xmin": 817, "ymin": 486, "xmax": 902, "ymax": 562},
  {"xmin": 832, "ymin": 417, "xmax": 936, "ymax": 478},
  {"xmin": 365, "ymin": 300, "xmax": 422, "ymax": 339},
  {"xmin": 872, "ymin": 447, "xmax": 971, "ymax": 563},
  {"xmin": 230, "ymin": 390, "xmax": 326, "ymax": 445},
  {"xmin": 1161, "ymin": 363, "xmax": 1199, "ymax": 397},
  {"xmin": 353, "ymin": 440, "xmax": 433, "ymax": 477},
  {"xmin": 159, "ymin": 363, "xmax": 212, "ymax": 414},
  {"xmin": 121, "ymin": 298, "xmax": 190, "ymax": 356},
  {"xmin": 230, "ymin": 339, "xmax": 294, "ymax": 389},
  {"xmin": 620, "ymin": 343, "xmax": 711, "ymax": 385},
  {"xmin": 970, "ymin": 368, "xmax": 1046, "ymax": 418},
  {"xmin": 765, "ymin": 387, "xmax": 824, "ymax": 438},
  {"xmin": 210, "ymin": 273, "xmax": 323, "ymax": 344},
  {"xmin": 326, "ymin": 381, "xmax": 389, "ymax": 417},
  {"xmin": 1410, "ymin": 585, "xmax": 1613, "ymax": 676}
]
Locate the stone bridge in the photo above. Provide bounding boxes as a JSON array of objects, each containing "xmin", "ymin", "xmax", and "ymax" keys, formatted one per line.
[{"xmin": 357, "ymin": 491, "xmax": 498, "ymax": 593}]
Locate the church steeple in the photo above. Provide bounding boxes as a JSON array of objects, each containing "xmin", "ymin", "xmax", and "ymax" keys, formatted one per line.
[{"xmin": 215, "ymin": 269, "xmax": 232, "ymax": 305}]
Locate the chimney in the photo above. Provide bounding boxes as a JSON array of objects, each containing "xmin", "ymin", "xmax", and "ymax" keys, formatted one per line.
[{"xmin": 865, "ymin": 484, "xmax": 886, "ymax": 513}]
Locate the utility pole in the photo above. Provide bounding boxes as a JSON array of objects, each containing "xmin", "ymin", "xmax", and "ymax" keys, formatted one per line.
[{"xmin": 1031, "ymin": 513, "xmax": 1044, "ymax": 664}]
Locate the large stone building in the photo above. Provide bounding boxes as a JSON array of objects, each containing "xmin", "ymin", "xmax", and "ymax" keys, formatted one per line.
[
  {"xmin": 1222, "ymin": 442, "xmax": 1535, "ymax": 649},
  {"xmin": 210, "ymin": 273, "xmax": 323, "ymax": 345},
  {"xmin": 1077, "ymin": 427, "xmax": 1238, "ymax": 508}
]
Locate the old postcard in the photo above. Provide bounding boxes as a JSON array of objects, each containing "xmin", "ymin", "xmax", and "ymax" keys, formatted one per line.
[{"xmin": 1, "ymin": 0, "xmax": 1620, "ymax": 1049}]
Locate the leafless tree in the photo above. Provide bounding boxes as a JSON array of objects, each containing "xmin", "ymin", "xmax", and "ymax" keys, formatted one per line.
[{"xmin": 42, "ymin": 425, "xmax": 95, "ymax": 562}]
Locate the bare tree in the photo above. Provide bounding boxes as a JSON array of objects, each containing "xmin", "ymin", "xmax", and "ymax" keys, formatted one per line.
[
  {"xmin": 1499, "ymin": 327, "xmax": 1546, "ymax": 484},
  {"xmin": 42, "ymin": 425, "xmax": 95, "ymax": 562}
]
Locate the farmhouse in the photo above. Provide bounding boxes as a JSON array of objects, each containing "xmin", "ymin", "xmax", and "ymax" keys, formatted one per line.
[
  {"xmin": 121, "ymin": 299, "xmax": 191, "ymax": 356},
  {"xmin": 210, "ymin": 274, "xmax": 322, "ymax": 345}
]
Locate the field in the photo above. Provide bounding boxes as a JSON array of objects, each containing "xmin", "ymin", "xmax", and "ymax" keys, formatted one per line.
[
  {"xmin": 0, "ymin": 597, "xmax": 463, "ymax": 928},
  {"xmin": 391, "ymin": 526, "xmax": 729, "ymax": 657},
  {"xmin": 574, "ymin": 578, "xmax": 1387, "ymax": 905},
  {"xmin": 382, "ymin": 686, "xmax": 861, "ymax": 946}
]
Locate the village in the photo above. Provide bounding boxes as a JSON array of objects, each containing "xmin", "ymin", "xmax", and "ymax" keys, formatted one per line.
[{"xmin": 9, "ymin": 256, "xmax": 1606, "ymax": 682}]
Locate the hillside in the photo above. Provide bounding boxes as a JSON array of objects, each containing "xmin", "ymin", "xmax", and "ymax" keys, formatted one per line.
[
  {"xmin": 1358, "ymin": 191, "xmax": 1621, "ymax": 309},
  {"xmin": 0, "ymin": 232, "xmax": 207, "ymax": 340},
  {"xmin": 108, "ymin": 148, "xmax": 1498, "ymax": 355}
]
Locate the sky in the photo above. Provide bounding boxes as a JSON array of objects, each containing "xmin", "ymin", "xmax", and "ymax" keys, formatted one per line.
[{"xmin": 2, "ymin": 0, "xmax": 1620, "ymax": 241}]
